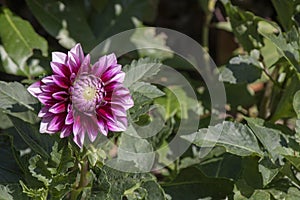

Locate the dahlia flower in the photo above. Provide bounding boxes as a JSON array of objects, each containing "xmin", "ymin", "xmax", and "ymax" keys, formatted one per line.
[{"xmin": 28, "ymin": 44, "xmax": 133, "ymax": 148}]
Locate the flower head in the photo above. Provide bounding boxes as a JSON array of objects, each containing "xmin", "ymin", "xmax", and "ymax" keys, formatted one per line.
[{"xmin": 28, "ymin": 44, "xmax": 133, "ymax": 148}]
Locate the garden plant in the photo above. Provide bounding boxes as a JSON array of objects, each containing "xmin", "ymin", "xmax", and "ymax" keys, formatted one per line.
[{"xmin": 0, "ymin": 0, "xmax": 300, "ymax": 199}]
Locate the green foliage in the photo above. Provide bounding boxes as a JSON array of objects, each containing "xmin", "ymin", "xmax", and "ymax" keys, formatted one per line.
[
  {"xmin": 20, "ymin": 142, "xmax": 77, "ymax": 199},
  {"xmin": 0, "ymin": 185, "xmax": 14, "ymax": 200},
  {"xmin": 0, "ymin": 0, "xmax": 300, "ymax": 199},
  {"xmin": 163, "ymin": 166, "xmax": 233, "ymax": 199},
  {"xmin": 271, "ymin": 0, "xmax": 300, "ymax": 31},
  {"xmin": 182, "ymin": 121, "xmax": 263, "ymax": 157},
  {"xmin": 0, "ymin": 81, "xmax": 37, "ymax": 111},
  {"xmin": 0, "ymin": 135, "xmax": 23, "ymax": 184},
  {"xmin": 131, "ymin": 27, "xmax": 173, "ymax": 60},
  {"xmin": 123, "ymin": 57, "xmax": 161, "ymax": 87},
  {"xmin": 26, "ymin": 0, "xmax": 158, "ymax": 51},
  {"xmin": 26, "ymin": 0, "xmax": 95, "ymax": 50},
  {"xmin": 259, "ymin": 26, "xmax": 300, "ymax": 72},
  {"xmin": 0, "ymin": 81, "xmax": 39, "ymax": 124},
  {"xmin": 221, "ymin": 0, "xmax": 264, "ymax": 52},
  {"xmin": 8, "ymin": 116, "xmax": 54, "ymax": 159},
  {"xmin": 91, "ymin": 165, "xmax": 166, "ymax": 199},
  {"xmin": 0, "ymin": 8, "xmax": 48, "ymax": 77},
  {"xmin": 226, "ymin": 50, "xmax": 262, "ymax": 84}
]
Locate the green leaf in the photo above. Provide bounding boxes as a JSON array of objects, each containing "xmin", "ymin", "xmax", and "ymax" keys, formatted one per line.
[
  {"xmin": 249, "ymin": 190, "xmax": 271, "ymax": 200},
  {"xmin": 20, "ymin": 180, "xmax": 48, "ymax": 200},
  {"xmin": 140, "ymin": 181, "xmax": 166, "ymax": 200},
  {"xmin": 22, "ymin": 141, "xmax": 77, "ymax": 200},
  {"xmin": 0, "ymin": 184, "xmax": 13, "ymax": 200},
  {"xmin": 271, "ymin": 0, "xmax": 300, "ymax": 31},
  {"xmin": 8, "ymin": 116, "xmax": 53, "ymax": 159},
  {"xmin": 90, "ymin": 0, "xmax": 158, "ymax": 43},
  {"xmin": 293, "ymin": 90, "xmax": 300, "ymax": 138},
  {"xmin": 215, "ymin": 21, "xmax": 233, "ymax": 32},
  {"xmin": 0, "ymin": 113, "xmax": 13, "ymax": 129},
  {"xmin": 0, "ymin": 81, "xmax": 37, "ymax": 111},
  {"xmin": 267, "ymin": 188, "xmax": 289, "ymax": 200},
  {"xmin": 0, "ymin": 184, "xmax": 29, "ymax": 200},
  {"xmin": 0, "ymin": 45, "xmax": 47, "ymax": 78},
  {"xmin": 1, "ymin": 107, "xmax": 39, "ymax": 125},
  {"xmin": 92, "ymin": 166, "xmax": 166, "ymax": 200},
  {"xmin": 118, "ymin": 124, "xmax": 155, "ymax": 172},
  {"xmin": 0, "ymin": 45, "xmax": 19, "ymax": 76},
  {"xmin": 0, "ymin": 83, "xmax": 39, "ymax": 125},
  {"xmin": 154, "ymin": 86, "xmax": 198, "ymax": 120},
  {"xmin": 130, "ymin": 27, "xmax": 173, "ymax": 60},
  {"xmin": 50, "ymin": 142, "xmax": 75, "ymax": 174},
  {"xmin": 86, "ymin": 145, "xmax": 106, "ymax": 167},
  {"xmin": 219, "ymin": 66, "xmax": 237, "ymax": 84},
  {"xmin": 0, "ymin": 8, "xmax": 48, "ymax": 73},
  {"xmin": 123, "ymin": 58, "xmax": 161, "ymax": 88},
  {"xmin": 225, "ymin": 83, "xmax": 256, "ymax": 111},
  {"xmin": 260, "ymin": 38, "xmax": 281, "ymax": 68},
  {"xmin": 235, "ymin": 190, "xmax": 271, "ymax": 200},
  {"xmin": 129, "ymin": 92, "xmax": 152, "ymax": 121},
  {"xmin": 258, "ymin": 26, "xmax": 300, "ymax": 72},
  {"xmin": 26, "ymin": 0, "xmax": 95, "ymax": 50},
  {"xmin": 197, "ymin": 153, "xmax": 242, "ymax": 181},
  {"xmin": 0, "ymin": 135, "xmax": 23, "ymax": 184},
  {"xmin": 27, "ymin": 0, "xmax": 158, "ymax": 51},
  {"xmin": 271, "ymin": 74, "xmax": 300, "ymax": 121},
  {"xmin": 284, "ymin": 155, "xmax": 300, "ymax": 171},
  {"xmin": 222, "ymin": 0, "xmax": 263, "ymax": 51},
  {"xmin": 163, "ymin": 166, "xmax": 233, "ymax": 199},
  {"xmin": 258, "ymin": 157, "xmax": 280, "ymax": 186},
  {"xmin": 247, "ymin": 120, "xmax": 293, "ymax": 161},
  {"xmin": 226, "ymin": 50, "xmax": 262, "ymax": 83},
  {"xmin": 286, "ymin": 187, "xmax": 300, "ymax": 200},
  {"xmin": 28, "ymin": 155, "xmax": 51, "ymax": 187},
  {"xmin": 130, "ymin": 82, "xmax": 164, "ymax": 99},
  {"xmin": 293, "ymin": 90, "xmax": 300, "ymax": 118},
  {"xmin": 235, "ymin": 157, "xmax": 263, "ymax": 197},
  {"xmin": 182, "ymin": 121, "xmax": 263, "ymax": 157}
]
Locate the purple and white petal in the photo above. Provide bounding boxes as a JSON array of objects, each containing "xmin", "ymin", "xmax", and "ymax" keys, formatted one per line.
[
  {"xmin": 52, "ymin": 52, "xmax": 67, "ymax": 64},
  {"xmin": 27, "ymin": 81, "xmax": 42, "ymax": 97}
]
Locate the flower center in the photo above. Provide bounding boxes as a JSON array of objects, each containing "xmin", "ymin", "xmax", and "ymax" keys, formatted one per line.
[
  {"xmin": 83, "ymin": 86, "xmax": 96, "ymax": 101},
  {"xmin": 71, "ymin": 73, "xmax": 105, "ymax": 114}
]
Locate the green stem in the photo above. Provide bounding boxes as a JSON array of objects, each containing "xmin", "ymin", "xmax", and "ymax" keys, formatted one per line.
[
  {"xmin": 259, "ymin": 67, "xmax": 279, "ymax": 119},
  {"xmin": 261, "ymin": 61, "xmax": 282, "ymax": 89},
  {"xmin": 202, "ymin": 18, "xmax": 210, "ymax": 52},
  {"xmin": 70, "ymin": 156, "xmax": 89, "ymax": 200},
  {"xmin": 202, "ymin": 0, "xmax": 216, "ymax": 51},
  {"xmin": 201, "ymin": 0, "xmax": 216, "ymax": 85},
  {"xmin": 78, "ymin": 159, "xmax": 89, "ymax": 189}
]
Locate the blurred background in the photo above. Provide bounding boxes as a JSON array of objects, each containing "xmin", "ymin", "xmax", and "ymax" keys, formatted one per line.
[{"xmin": 0, "ymin": 0, "xmax": 277, "ymax": 68}]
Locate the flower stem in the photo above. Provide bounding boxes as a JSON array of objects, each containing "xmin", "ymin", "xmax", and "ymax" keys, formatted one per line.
[
  {"xmin": 78, "ymin": 159, "xmax": 89, "ymax": 189},
  {"xmin": 202, "ymin": 0, "xmax": 216, "ymax": 51},
  {"xmin": 70, "ymin": 157, "xmax": 89, "ymax": 200}
]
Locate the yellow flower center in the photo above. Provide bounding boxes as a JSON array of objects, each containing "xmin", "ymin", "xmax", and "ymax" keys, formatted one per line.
[{"xmin": 83, "ymin": 86, "xmax": 96, "ymax": 101}]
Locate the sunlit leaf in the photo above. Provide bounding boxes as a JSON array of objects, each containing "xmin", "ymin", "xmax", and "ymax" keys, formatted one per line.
[
  {"xmin": 26, "ymin": 0, "xmax": 96, "ymax": 50},
  {"xmin": 0, "ymin": 8, "xmax": 48, "ymax": 76},
  {"xmin": 92, "ymin": 165, "xmax": 166, "ymax": 199},
  {"xmin": 221, "ymin": 0, "xmax": 263, "ymax": 51},
  {"xmin": 182, "ymin": 121, "xmax": 263, "ymax": 157},
  {"xmin": 131, "ymin": 27, "xmax": 173, "ymax": 60},
  {"xmin": 226, "ymin": 50, "xmax": 262, "ymax": 83},
  {"xmin": 123, "ymin": 58, "xmax": 161, "ymax": 88}
]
